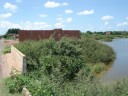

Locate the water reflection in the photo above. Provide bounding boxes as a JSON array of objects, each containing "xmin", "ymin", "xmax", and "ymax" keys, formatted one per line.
[{"xmin": 101, "ymin": 38, "xmax": 128, "ymax": 82}]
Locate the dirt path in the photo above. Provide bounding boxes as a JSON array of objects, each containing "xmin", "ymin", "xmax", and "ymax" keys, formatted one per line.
[{"xmin": 0, "ymin": 39, "xmax": 3, "ymax": 79}]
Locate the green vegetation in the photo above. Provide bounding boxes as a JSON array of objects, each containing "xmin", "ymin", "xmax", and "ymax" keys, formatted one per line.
[
  {"xmin": 92, "ymin": 63, "xmax": 105, "ymax": 74},
  {"xmin": 5, "ymin": 37, "xmax": 117, "ymax": 96},
  {"xmin": 0, "ymin": 80, "xmax": 21, "ymax": 96},
  {"xmin": 2, "ymin": 46, "xmax": 11, "ymax": 54},
  {"xmin": 82, "ymin": 31, "xmax": 128, "ymax": 42},
  {"xmin": 3, "ymin": 28, "xmax": 20, "ymax": 40}
]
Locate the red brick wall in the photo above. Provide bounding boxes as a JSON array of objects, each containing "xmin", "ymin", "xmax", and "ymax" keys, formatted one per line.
[{"xmin": 19, "ymin": 29, "xmax": 80, "ymax": 41}]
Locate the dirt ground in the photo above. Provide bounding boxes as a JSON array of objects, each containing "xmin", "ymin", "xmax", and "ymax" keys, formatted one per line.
[
  {"xmin": 0, "ymin": 39, "xmax": 19, "ymax": 79},
  {"xmin": 3, "ymin": 40, "xmax": 19, "ymax": 46}
]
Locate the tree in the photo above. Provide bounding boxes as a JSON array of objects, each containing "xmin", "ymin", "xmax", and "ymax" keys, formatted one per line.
[{"xmin": 5, "ymin": 28, "xmax": 20, "ymax": 35}]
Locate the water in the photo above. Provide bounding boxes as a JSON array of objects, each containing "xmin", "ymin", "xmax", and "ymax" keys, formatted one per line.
[{"xmin": 102, "ymin": 38, "xmax": 128, "ymax": 82}]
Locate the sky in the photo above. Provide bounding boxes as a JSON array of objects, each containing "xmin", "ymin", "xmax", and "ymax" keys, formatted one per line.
[{"xmin": 0, "ymin": 0, "xmax": 128, "ymax": 35}]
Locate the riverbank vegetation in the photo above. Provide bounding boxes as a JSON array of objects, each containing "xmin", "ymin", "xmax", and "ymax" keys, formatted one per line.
[
  {"xmin": 82, "ymin": 31, "xmax": 128, "ymax": 42},
  {"xmin": 4, "ymin": 37, "xmax": 118, "ymax": 95}
]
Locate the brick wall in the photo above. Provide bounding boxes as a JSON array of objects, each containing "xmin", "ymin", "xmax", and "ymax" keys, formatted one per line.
[{"xmin": 19, "ymin": 29, "xmax": 80, "ymax": 41}]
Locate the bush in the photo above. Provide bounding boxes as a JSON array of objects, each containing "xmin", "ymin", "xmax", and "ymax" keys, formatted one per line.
[
  {"xmin": 5, "ymin": 74, "xmax": 30, "ymax": 94},
  {"xmin": 92, "ymin": 63, "xmax": 105, "ymax": 74},
  {"xmin": 81, "ymin": 37, "xmax": 115, "ymax": 63},
  {"xmin": 15, "ymin": 38, "xmax": 85, "ymax": 80},
  {"xmin": 5, "ymin": 37, "xmax": 116, "ymax": 95}
]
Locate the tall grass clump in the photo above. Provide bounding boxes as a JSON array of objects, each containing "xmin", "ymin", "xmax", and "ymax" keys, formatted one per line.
[
  {"xmin": 92, "ymin": 63, "xmax": 105, "ymax": 74},
  {"xmin": 81, "ymin": 37, "xmax": 115, "ymax": 64},
  {"xmin": 2, "ymin": 46, "xmax": 11, "ymax": 54}
]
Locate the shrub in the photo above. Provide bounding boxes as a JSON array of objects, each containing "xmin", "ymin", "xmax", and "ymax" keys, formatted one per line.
[
  {"xmin": 5, "ymin": 37, "xmax": 116, "ymax": 95},
  {"xmin": 5, "ymin": 74, "xmax": 30, "ymax": 94},
  {"xmin": 15, "ymin": 38, "xmax": 84, "ymax": 80},
  {"xmin": 92, "ymin": 63, "xmax": 105, "ymax": 74},
  {"xmin": 81, "ymin": 37, "xmax": 115, "ymax": 63}
]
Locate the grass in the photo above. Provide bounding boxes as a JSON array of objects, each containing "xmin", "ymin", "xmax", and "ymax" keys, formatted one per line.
[
  {"xmin": 92, "ymin": 63, "xmax": 105, "ymax": 74},
  {"xmin": 0, "ymin": 79, "xmax": 21, "ymax": 96},
  {"xmin": 2, "ymin": 46, "xmax": 11, "ymax": 54}
]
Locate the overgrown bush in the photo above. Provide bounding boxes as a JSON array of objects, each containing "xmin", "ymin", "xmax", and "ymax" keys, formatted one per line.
[
  {"xmin": 5, "ymin": 37, "xmax": 116, "ymax": 95},
  {"xmin": 92, "ymin": 63, "xmax": 105, "ymax": 74},
  {"xmin": 15, "ymin": 38, "xmax": 85, "ymax": 80},
  {"xmin": 81, "ymin": 37, "xmax": 115, "ymax": 63},
  {"xmin": 5, "ymin": 74, "xmax": 30, "ymax": 94}
]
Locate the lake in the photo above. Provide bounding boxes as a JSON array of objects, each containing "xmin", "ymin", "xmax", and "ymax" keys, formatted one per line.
[{"xmin": 101, "ymin": 38, "xmax": 128, "ymax": 82}]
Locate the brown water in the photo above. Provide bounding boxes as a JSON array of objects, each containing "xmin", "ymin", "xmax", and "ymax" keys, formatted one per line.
[{"xmin": 102, "ymin": 38, "xmax": 128, "ymax": 82}]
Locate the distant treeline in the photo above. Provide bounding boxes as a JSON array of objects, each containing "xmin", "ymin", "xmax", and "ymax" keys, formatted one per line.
[
  {"xmin": 3, "ymin": 28, "xmax": 20, "ymax": 39},
  {"xmin": 81, "ymin": 31, "xmax": 128, "ymax": 42},
  {"xmin": 83, "ymin": 30, "xmax": 128, "ymax": 35}
]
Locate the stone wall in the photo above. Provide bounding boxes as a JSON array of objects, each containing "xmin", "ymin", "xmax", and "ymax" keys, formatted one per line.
[{"xmin": 11, "ymin": 45, "xmax": 27, "ymax": 73}]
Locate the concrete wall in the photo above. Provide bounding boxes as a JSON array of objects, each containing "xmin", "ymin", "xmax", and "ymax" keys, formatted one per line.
[{"xmin": 11, "ymin": 45, "xmax": 27, "ymax": 73}]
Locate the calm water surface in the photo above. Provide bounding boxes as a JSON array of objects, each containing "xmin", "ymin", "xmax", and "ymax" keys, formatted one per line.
[{"xmin": 102, "ymin": 38, "xmax": 128, "ymax": 82}]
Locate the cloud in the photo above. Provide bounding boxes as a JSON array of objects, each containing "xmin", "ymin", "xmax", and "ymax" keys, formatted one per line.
[
  {"xmin": 101, "ymin": 15, "xmax": 114, "ymax": 21},
  {"xmin": 127, "ymin": 17, "xmax": 128, "ymax": 20},
  {"xmin": 44, "ymin": 1, "xmax": 69, "ymax": 8},
  {"xmin": 0, "ymin": 21, "xmax": 21, "ymax": 29},
  {"xmin": 44, "ymin": 1, "xmax": 60, "ymax": 8},
  {"xmin": 21, "ymin": 21, "xmax": 51, "ymax": 29},
  {"xmin": 54, "ymin": 22, "xmax": 64, "ymax": 28},
  {"xmin": 117, "ymin": 22, "xmax": 128, "ymax": 27},
  {"xmin": 77, "ymin": 10, "xmax": 94, "ymax": 15},
  {"xmin": 56, "ymin": 17, "xmax": 63, "ymax": 21},
  {"xmin": 62, "ymin": 2, "xmax": 68, "ymax": 6},
  {"xmin": 39, "ymin": 14, "xmax": 48, "ymax": 18},
  {"xmin": 65, "ymin": 10, "xmax": 73, "ymax": 14},
  {"xmin": 104, "ymin": 21, "xmax": 109, "ymax": 25},
  {"xmin": 16, "ymin": 0, "xmax": 22, "ymax": 3},
  {"xmin": 4, "ymin": 2, "xmax": 18, "ymax": 12},
  {"xmin": 66, "ymin": 17, "xmax": 72, "ymax": 23},
  {"xmin": 0, "ymin": 13, "xmax": 12, "ymax": 19},
  {"xmin": 0, "ymin": 21, "xmax": 51, "ymax": 30}
]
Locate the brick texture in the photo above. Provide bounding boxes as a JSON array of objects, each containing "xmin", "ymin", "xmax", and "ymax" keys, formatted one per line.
[{"xmin": 19, "ymin": 29, "xmax": 80, "ymax": 41}]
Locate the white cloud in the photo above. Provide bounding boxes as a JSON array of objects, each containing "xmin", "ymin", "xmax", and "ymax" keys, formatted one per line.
[
  {"xmin": 117, "ymin": 22, "xmax": 128, "ymax": 27},
  {"xmin": 65, "ymin": 10, "xmax": 73, "ymax": 14},
  {"xmin": 39, "ymin": 14, "xmax": 48, "ymax": 18},
  {"xmin": 104, "ymin": 21, "xmax": 109, "ymax": 25},
  {"xmin": 44, "ymin": 1, "xmax": 69, "ymax": 8},
  {"xmin": 62, "ymin": 2, "xmax": 68, "ymax": 6},
  {"xmin": 126, "ymin": 17, "xmax": 128, "ymax": 20},
  {"xmin": 56, "ymin": 17, "xmax": 63, "ymax": 21},
  {"xmin": 44, "ymin": 1, "xmax": 60, "ymax": 8},
  {"xmin": 4, "ymin": 2, "xmax": 18, "ymax": 12},
  {"xmin": 66, "ymin": 17, "xmax": 72, "ymax": 23},
  {"xmin": 16, "ymin": 0, "xmax": 22, "ymax": 3},
  {"xmin": 21, "ymin": 21, "xmax": 51, "ymax": 29},
  {"xmin": 101, "ymin": 15, "xmax": 114, "ymax": 21},
  {"xmin": 54, "ymin": 22, "xmax": 64, "ymax": 28},
  {"xmin": 0, "ymin": 21, "xmax": 21, "ymax": 29},
  {"xmin": 0, "ymin": 13, "xmax": 12, "ymax": 19},
  {"xmin": 77, "ymin": 10, "xmax": 94, "ymax": 15},
  {"xmin": 0, "ymin": 21, "xmax": 51, "ymax": 30}
]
